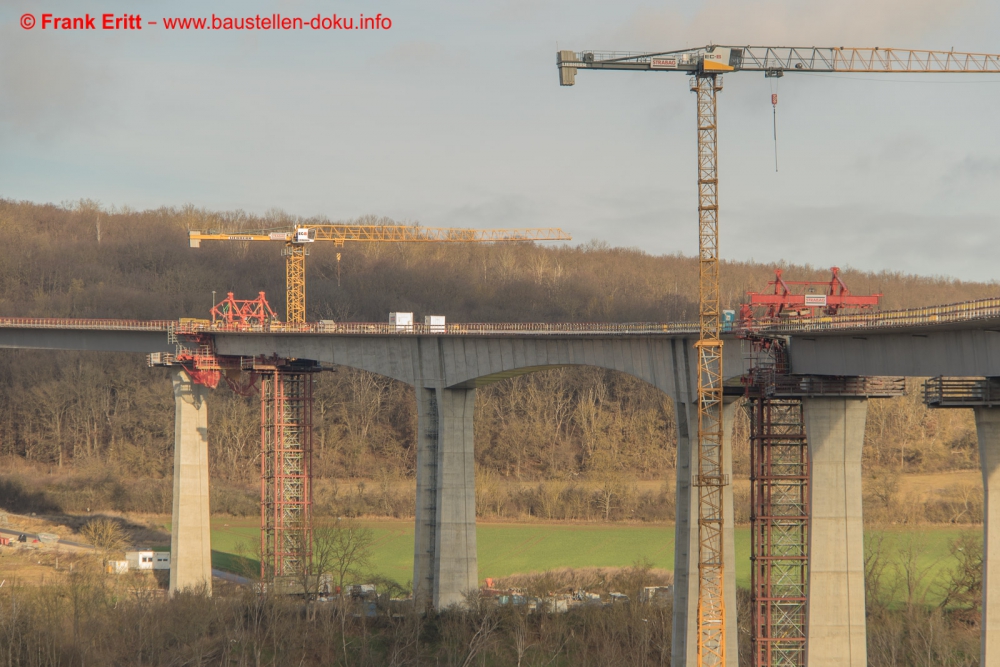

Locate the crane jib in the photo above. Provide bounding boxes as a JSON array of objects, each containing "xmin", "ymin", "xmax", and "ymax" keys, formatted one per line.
[{"xmin": 560, "ymin": 46, "xmax": 1000, "ymax": 79}]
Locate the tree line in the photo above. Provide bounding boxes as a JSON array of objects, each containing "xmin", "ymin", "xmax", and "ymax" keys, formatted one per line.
[
  {"xmin": 0, "ymin": 534, "xmax": 984, "ymax": 666},
  {"xmin": 0, "ymin": 198, "xmax": 992, "ymax": 521}
]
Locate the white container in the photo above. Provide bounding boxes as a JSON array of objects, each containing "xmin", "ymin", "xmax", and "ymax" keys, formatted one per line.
[
  {"xmin": 126, "ymin": 550, "xmax": 155, "ymax": 571},
  {"xmin": 424, "ymin": 315, "xmax": 446, "ymax": 333},
  {"xmin": 389, "ymin": 312, "xmax": 413, "ymax": 332},
  {"xmin": 153, "ymin": 552, "xmax": 170, "ymax": 570}
]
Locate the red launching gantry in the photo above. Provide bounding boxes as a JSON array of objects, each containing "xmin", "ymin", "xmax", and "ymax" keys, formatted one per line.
[
  {"xmin": 210, "ymin": 291, "xmax": 279, "ymax": 327},
  {"xmin": 170, "ymin": 292, "xmax": 280, "ymax": 391},
  {"xmin": 738, "ymin": 267, "xmax": 881, "ymax": 329}
]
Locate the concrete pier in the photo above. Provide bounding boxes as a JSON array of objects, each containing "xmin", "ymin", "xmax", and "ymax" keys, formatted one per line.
[
  {"xmin": 413, "ymin": 386, "xmax": 478, "ymax": 609},
  {"xmin": 672, "ymin": 398, "xmax": 739, "ymax": 667},
  {"xmin": 803, "ymin": 397, "xmax": 869, "ymax": 667},
  {"xmin": 169, "ymin": 368, "xmax": 213, "ymax": 595},
  {"xmin": 975, "ymin": 407, "xmax": 1000, "ymax": 667}
]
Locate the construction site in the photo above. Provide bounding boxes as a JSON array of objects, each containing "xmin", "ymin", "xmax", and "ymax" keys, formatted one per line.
[{"xmin": 4, "ymin": 6, "xmax": 1000, "ymax": 666}]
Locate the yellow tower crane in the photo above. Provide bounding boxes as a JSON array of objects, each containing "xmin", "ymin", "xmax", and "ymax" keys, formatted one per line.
[
  {"xmin": 558, "ymin": 45, "xmax": 1000, "ymax": 667},
  {"xmin": 189, "ymin": 222, "xmax": 570, "ymax": 585},
  {"xmin": 190, "ymin": 224, "xmax": 571, "ymax": 323}
]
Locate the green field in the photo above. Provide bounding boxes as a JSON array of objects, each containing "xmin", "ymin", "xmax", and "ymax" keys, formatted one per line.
[{"xmin": 206, "ymin": 518, "xmax": 975, "ymax": 597}]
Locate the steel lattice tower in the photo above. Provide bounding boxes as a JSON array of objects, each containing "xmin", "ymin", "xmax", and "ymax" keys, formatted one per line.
[
  {"xmin": 747, "ymin": 393, "xmax": 809, "ymax": 666},
  {"xmin": 260, "ymin": 370, "xmax": 314, "ymax": 581},
  {"xmin": 283, "ymin": 244, "xmax": 307, "ymax": 324},
  {"xmin": 693, "ymin": 72, "xmax": 727, "ymax": 667}
]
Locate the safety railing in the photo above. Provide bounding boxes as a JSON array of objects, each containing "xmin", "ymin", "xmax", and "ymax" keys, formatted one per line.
[
  {"xmin": 923, "ymin": 376, "xmax": 1000, "ymax": 407},
  {"xmin": 175, "ymin": 320, "xmax": 702, "ymax": 336},
  {"xmin": 771, "ymin": 375, "xmax": 905, "ymax": 398},
  {"xmin": 0, "ymin": 317, "xmax": 175, "ymax": 331},
  {"xmin": 750, "ymin": 296, "xmax": 1000, "ymax": 335}
]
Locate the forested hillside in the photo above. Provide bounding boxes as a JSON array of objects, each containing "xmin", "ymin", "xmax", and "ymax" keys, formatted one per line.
[{"xmin": 0, "ymin": 199, "xmax": 993, "ymax": 520}]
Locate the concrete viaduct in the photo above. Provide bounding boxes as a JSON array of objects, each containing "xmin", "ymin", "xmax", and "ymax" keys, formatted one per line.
[{"xmin": 3, "ymin": 300, "xmax": 1000, "ymax": 667}]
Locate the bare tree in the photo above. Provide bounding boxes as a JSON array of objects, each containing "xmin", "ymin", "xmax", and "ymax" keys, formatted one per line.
[
  {"xmin": 82, "ymin": 517, "xmax": 128, "ymax": 563},
  {"xmin": 320, "ymin": 518, "xmax": 374, "ymax": 595}
]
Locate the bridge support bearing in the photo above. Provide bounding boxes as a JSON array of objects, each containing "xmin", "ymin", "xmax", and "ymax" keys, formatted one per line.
[
  {"xmin": 169, "ymin": 368, "xmax": 213, "ymax": 596},
  {"xmin": 672, "ymin": 399, "xmax": 738, "ymax": 667},
  {"xmin": 802, "ymin": 397, "xmax": 868, "ymax": 667},
  {"xmin": 413, "ymin": 387, "xmax": 478, "ymax": 609},
  {"xmin": 975, "ymin": 407, "xmax": 1000, "ymax": 667}
]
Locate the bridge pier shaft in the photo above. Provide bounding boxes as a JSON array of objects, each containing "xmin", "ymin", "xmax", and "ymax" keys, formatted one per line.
[
  {"xmin": 975, "ymin": 407, "xmax": 1000, "ymax": 667},
  {"xmin": 672, "ymin": 397, "xmax": 738, "ymax": 667},
  {"xmin": 803, "ymin": 397, "xmax": 868, "ymax": 667},
  {"xmin": 413, "ymin": 386, "xmax": 478, "ymax": 609},
  {"xmin": 169, "ymin": 368, "xmax": 213, "ymax": 596}
]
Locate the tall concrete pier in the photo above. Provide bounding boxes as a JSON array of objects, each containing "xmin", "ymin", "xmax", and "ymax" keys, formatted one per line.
[
  {"xmin": 169, "ymin": 369, "xmax": 213, "ymax": 595},
  {"xmin": 413, "ymin": 386, "xmax": 478, "ymax": 609},
  {"xmin": 803, "ymin": 397, "xmax": 869, "ymax": 667},
  {"xmin": 976, "ymin": 407, "xmax": 1000, "ymax": 667}
]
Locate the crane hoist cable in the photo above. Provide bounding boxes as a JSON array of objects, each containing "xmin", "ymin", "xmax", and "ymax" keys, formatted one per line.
[
  {"xmin": 768, "ymin": 72, "xmax": 780, "ymax": 172},
  {"xmin": 557, "ymin": 44, "xmax": 1000, "ymax": 667}
]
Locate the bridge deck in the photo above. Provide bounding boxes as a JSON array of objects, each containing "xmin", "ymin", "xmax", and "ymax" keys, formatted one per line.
[{"xmin": 0, "ymin": 295, "xmax": 996, "ymax": 337}]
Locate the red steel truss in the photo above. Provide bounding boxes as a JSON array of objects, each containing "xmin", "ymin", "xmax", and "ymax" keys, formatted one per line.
[
  {"xmin": 739, "ymin": 267, "xmax": 880, "ymax": 327},
  {"xmin": 211, "ymin": 291, "xmax": 279, "ymax": 327},
  {"xmin": 747, "ymin": 391, "xmax": 809, "ymax": 667},
  {"xmin": 260, "ymin": 369, "xmax": 314, "ymax": 581}
]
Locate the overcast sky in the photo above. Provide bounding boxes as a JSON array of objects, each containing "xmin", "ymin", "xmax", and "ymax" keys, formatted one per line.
[{"xmin": 2, "ymin": 0, "xmax": 999, "ymax": 281}]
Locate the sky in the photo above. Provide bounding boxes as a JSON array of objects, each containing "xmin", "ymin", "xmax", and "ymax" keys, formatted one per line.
[{"xmin": 2, "ymin": 0, "xmax": 1000, "ymax": 281}]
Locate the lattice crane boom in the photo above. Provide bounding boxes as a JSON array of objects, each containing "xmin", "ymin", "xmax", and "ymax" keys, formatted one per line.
[
  {"xmin": 559, "ymin": 43, "xmax": 1000, "ymax": 667},
  {"xmin": 189, "ymin": 225, "xmax": 571, "ymax": 245},
  {"xmin": 190, "ymin": 225, "xmax": 571, "ymax": 323},
  {"xmin": 558, "ymin": 45, "xmax": 1000, "ymax": 81}
]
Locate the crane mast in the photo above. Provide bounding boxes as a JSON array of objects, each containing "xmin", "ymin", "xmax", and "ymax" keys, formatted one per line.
[
  {"xmin": 693, "ymin": 72, "xmax": 727, "ymax": 667},
  {"xmin": 558, "ymin": 43, "xmax": 1000, "ymax": 667}
]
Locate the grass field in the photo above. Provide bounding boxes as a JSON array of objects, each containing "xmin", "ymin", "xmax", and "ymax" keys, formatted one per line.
[{"xmin": 206, "ymin": 518, "xmax": 975, "ymax": 599}]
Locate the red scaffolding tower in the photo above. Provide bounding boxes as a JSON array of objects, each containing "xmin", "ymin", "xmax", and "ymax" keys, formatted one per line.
[
  {"xmin": 742, "ymin": 337, "xmax": 808, "ymax": 667},
  {"xmin": 747, "ymin": 392, "xmax": 809, "ymax": 665},
  {"xmin": 740, "ymin": 266, "xmax": 887, "ymax": 666},
  {"xmin": 260, "ymin": 368, "xmax": 315, "ymax": 581}
]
